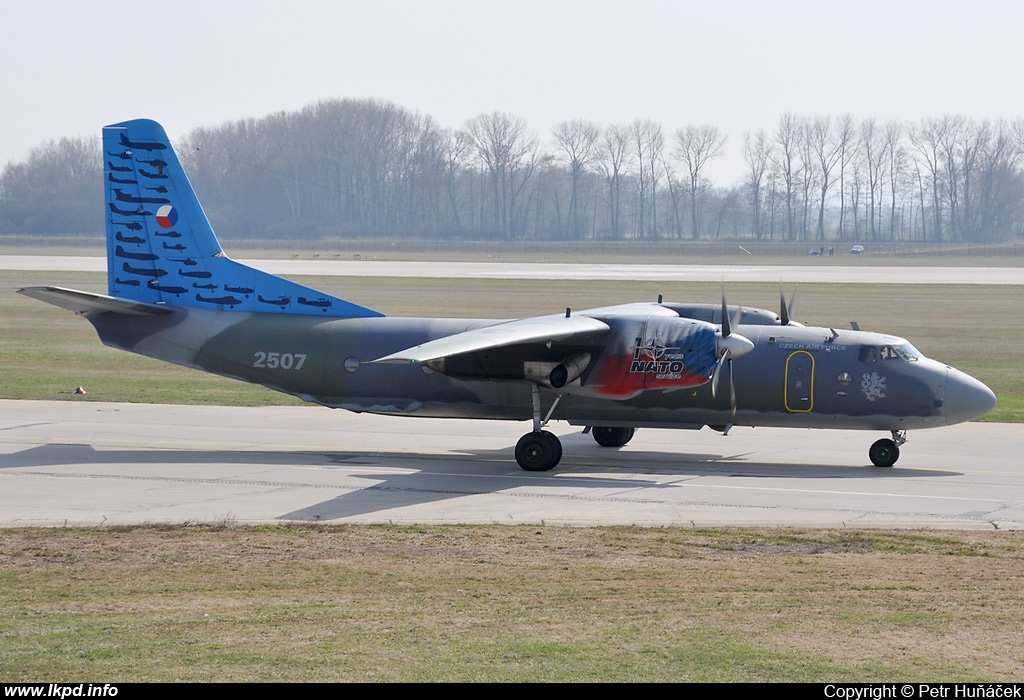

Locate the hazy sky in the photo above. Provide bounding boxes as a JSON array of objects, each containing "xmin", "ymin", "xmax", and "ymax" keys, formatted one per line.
[{"xmin": 2, "ymin": 0, "xmax": 1020, "ymax": 183}]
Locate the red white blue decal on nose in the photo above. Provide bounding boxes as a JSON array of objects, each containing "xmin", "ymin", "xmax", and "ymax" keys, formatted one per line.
[{"xmin": 156, "ymin": 204, "xmax": 178, "ymax": 228}]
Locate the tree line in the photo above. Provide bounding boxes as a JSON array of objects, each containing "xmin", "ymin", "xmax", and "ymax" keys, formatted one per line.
[{"xmin": 2, "ymin": 98, "xmax": 1023, "ymax": 243}]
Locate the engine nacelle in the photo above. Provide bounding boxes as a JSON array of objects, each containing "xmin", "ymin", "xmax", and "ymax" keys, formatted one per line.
[{"xmin": 549, "ymin": 353, "xmax": 592, "ymax": 388}]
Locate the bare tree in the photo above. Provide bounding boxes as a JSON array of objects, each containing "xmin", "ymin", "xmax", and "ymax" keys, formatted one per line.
[
  {"xmin": 910, "ymin": 116, "xmax": 953, "ymax": 241},
  {"xmin": 552, "ymin": 119, "xmax": 599, "ymax": 239},
  {"xmin": 438, "ymin": 128, "xmax": 472, "ymax": 232},
  {"xmin": 797, "ymin": 119, "xmax": 818, "ymax": 241},
  {"xmin": 808, "ymin": 117, "xmax": 844, "ymax": 241},
  {"xmin": 0, "ymin": 136, "xmax": 100, "ymax": 235},
  {"xmin": 631, "ymin": 119, "xmax": 663, "ymax": 238},
  {"xmin": 859, "ymin": 118, "xmax": 888, "ymax": 241},
  {"xmin": 774, "ymin": 113, "xmax": 802, "ymax": 240},
  {"xmin": 834, "ymin": 114, "xmax": 858, "ymax": 241},
  {"xmin": 465, "ymin": 112, "xmax": 538, "ymax": 238},
  {"xmin": 673, "ymin": 125, "xmax": 726, "ymax": 239},
  {"xmin": 742, "ymin": 130, "xmax": 772, "ymax": 240},
  {"xmin": 594, "ymin": 124, "xmax": 633, "ymax": 238},
  {"xmin": 884, "ymin": 122, "xmax": 905, "ymax": 240}
]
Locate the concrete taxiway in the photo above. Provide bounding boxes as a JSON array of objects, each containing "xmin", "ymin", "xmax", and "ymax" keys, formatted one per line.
[{"xmin": 1, "ymin": 400, "xmax": 1021, "ymax": 529}]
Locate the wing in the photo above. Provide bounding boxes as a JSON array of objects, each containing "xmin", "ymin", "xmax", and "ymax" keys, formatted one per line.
[{"xmin": 372, "ymin": 313, "xmax": 610, "ymax": 364}]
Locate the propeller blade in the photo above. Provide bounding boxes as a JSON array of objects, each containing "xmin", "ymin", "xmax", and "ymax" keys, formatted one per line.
[
  {"xmin": 712, "ymin": 355, "xmax": 739, "ymax": 414},
  {"xmin": 779, "ymin": 283, "xmax": 790, "ymax": 326},
  {"xmin": 720, "ymin": 286, "xmax": 731, "ymax": 338},
  {"xmin": 729, "ymin": 358, "xmax": 737, "ymax": 416},
  {"xmin": 712, "ymin": 348, "xmax": 728, "ymax": 398},
  {"xmin": 714, "ymin": 284, "xmax": 750, "ymax": 412},
  {"xmin": 729, "ymin": 304, "xmax": 742, "ymax": 334},
  {"xmin": 779, "ymin": 283, "xmax": 799, "ymax": 326}
]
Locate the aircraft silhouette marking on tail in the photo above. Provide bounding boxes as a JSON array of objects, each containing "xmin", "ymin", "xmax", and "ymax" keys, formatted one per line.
[
  {"xmin": 195, "ymin": 293, "xmax": 242, "ymax": 307},
  {"xmin": 257, "ymin": 294, "xmax": 291, "ymax": 309},
  {"xmin": 148, "ymin": 282, "xmax": 187, "ymax": 296},
  {"xmin": 120, "ymin": 132, "xmax": 167, "ymax": 151},
  {"xmin": 121, "ymin": 262, "xmax": 166, "ymax": 277},
  {"xmin": 115, "ymin": 245, "xmax": 158, "ymax": 261},
  {"xmin": 98, "ymin": 119, "xmax": 382, "ymax": 317},
  {"xmin": 114, "ymin": 188, "xmax": 169, "ymax": 204},
  {"xmin": 108, "ymin": 203, "xmax": 150, "ymax": 217}
]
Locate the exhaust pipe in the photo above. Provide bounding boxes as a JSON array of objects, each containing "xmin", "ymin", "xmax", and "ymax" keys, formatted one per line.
[{"xmin": 549, "ymin": 353, "xmax": 592, "ymax": 388}]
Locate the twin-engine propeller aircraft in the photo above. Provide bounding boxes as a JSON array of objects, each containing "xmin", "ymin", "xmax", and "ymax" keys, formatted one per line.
[{"xmin": 20, "ymin": 119, "xmax": 997, "ymax": 471}]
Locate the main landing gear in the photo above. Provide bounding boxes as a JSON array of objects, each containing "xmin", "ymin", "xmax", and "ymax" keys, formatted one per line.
[
  {"xmin": 590, "ymin": 426, "xmax": 636, "ymax": 448},
  {"xmin": 515, "ymin": 430, "xmax": 562, "ymax": 472},
  {"xmin": 514, "ymin": 387, "xmax": 640, "ymax": 471},
  {"xmin": 869, "ymin": 430, "xmax": 907, "ymax": 467},
  {"xmin": 515, "ymin": 386, "xmax": 564, "ymax": 471}
]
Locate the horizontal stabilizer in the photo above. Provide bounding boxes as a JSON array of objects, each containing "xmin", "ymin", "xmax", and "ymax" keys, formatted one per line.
[
  {"xmin": 373, "ymin": 313, "xmax": 609, "ymax": 364},
  {"xmin": 17, "ymin": 286, "xmax": 173, "ymax": 316}
]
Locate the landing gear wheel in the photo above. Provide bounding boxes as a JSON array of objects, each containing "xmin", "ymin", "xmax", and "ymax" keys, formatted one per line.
[
  {"xmin": 515, "ymin": 431, "xmax": 562, "ymax": 472},
  {"xmin": 869, "ymin": 438, "xmax": 900, "ymax": 467},
  {"xmin": 591, "ymin": 426, "xmax": 636, "ymax": 448}
]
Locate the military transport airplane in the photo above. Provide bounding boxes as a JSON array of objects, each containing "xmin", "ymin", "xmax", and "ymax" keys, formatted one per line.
[{"xmin": 19, "ymin": 119, "xmax": 997, "ymax": 472}]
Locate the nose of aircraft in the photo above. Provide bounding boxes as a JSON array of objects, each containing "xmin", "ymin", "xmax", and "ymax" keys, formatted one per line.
[{"xmin": 944, "ymin": 368, "xmax": 997, "ymax": 425}]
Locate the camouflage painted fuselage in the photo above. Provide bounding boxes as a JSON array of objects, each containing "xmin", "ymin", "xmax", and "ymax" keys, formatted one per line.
[{"xmin": 86, "ymin": 303, "xmax": 982, "ymax": 433}]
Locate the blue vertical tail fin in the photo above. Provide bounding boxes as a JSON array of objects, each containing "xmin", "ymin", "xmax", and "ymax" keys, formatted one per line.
[{"xmin": 103, "ymin": 119, "xmax": 382, "ymax": 317}]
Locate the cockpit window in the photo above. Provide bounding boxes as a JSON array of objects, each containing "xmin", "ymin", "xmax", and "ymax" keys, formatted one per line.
[
  {"xmin": 893, "ymin": 343, "xmax": 922, "ymax": 361},
  {"xmin": 860, "ymin": 343, "xmax": 922, "ymax": 363},
  {"xmin": 859, "ymin": 346, "xmax": 880, "ymax": 363}
]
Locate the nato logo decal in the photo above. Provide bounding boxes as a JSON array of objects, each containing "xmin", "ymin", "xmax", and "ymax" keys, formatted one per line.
[{"xmin": 156, "ymin": 204, "xmax": 178, "ymax": 228}]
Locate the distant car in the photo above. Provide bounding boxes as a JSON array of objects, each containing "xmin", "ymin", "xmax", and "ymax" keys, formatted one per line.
[{"xmin": 850, "ymin": 245, "xmax": 865, "ymax": 255}]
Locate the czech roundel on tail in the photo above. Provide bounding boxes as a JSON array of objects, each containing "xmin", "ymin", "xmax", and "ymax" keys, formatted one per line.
[{"xmin": 20, "ymin": 119, "xmax": 997, "ymax": 471}]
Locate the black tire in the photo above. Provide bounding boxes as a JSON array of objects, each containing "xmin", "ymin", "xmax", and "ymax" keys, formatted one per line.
[
  {"xmin": 869, "ymin": 438, "xmax": 900, "ymax": 467},
  {"xmin": 515, "ymin": 431, "xmax": 562, "ymax": 471},
  {"xmin": 591, "ymin": 426, "xmax": 636, "ymax": 448}
]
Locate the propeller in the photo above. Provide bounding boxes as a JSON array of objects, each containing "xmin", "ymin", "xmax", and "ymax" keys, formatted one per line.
[
  {"xmin": 711, "ymin": 288, "xmax": 754, "ymax": 415},
  {"xmin": 779, "ymin": 283, "xmax": 798, "ymax": 326}
]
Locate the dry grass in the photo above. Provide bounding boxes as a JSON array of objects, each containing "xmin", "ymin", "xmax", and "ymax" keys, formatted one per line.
[{"xmin": 2, "ymin": 525, "xmax": 1022, "ymax": 682}]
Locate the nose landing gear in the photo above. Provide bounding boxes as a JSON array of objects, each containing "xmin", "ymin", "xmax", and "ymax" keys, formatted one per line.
[{"xmin": 869, "ymin": 430, "xmax": 907, "ymax": 467}]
